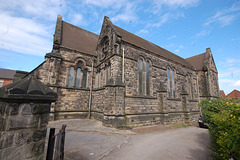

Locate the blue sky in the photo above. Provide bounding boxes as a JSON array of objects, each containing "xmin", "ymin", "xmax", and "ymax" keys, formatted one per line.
[{"xmin": 0, "ymin": 0, "xmax": 239, "ymax": 94}]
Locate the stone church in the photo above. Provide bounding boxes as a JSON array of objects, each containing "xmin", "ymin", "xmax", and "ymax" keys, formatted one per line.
[{"xmin": 28, "ymin": 15, "xmax": 219, "ymax": 128}]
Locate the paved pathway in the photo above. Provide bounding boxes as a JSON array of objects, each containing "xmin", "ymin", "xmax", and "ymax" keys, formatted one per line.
[
  {"xmin": 101, "ymin": 127, "xmax": 211, "ymax": 160},
  {"xmin": 46, "ymin": 119, "xmax": 211, "ymax": 160}
]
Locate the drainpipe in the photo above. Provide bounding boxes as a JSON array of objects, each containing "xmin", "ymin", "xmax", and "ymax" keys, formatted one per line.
[
  {"xmin": 122, "ymin": 48, "xmax": 125, "ymax": 83},
  {"xmin": 88, "ymin": 57, "xmax": 94, "ymax": 118}
]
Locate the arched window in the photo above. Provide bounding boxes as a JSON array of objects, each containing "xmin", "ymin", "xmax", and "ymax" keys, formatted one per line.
[
  {"xmin": 138, "ymin": 58, "xmax": 143, "ymax": 95},
  {"xmin": 187, "ymin": 75, "xmax": 193, "ymax": 99},
  {"xmin": 172, "ymin": 70, "xmax": 175, "ymax": 98},
  {"xmin": 138, "ymin": 58, "xmax": 151, "ymax": 96},
  {"xmin": 75, "ymin": 68, "xmax": 81, "ymax": 88},
  {"xmin": 167, "ymin": 68, "xmax": 171, "ymax": 97},
  {"xmin": 67, "ymin": 60, "xmax": 88, "ymax": 88},
  {"xmin": 68, "ymin": 67, "xmax": 74, "ymax": 87},
  {"xmin": 146, "ymin": 61, "xmax": 150, "ymax": 95}
]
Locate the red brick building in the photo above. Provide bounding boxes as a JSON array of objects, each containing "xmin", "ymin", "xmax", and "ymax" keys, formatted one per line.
[
  {"xmin": 0, "ymin": 68, "xmax": 16, "ymax": 87},
  {"xmin": 220, "ymin": 90, "xmax": 226, "ymax": 98},
  {"xmin": 0, "ymin": 69, "xmax": 28, "ymax": 87},
  {"xmin": 227, "ymin": 90, "xmax": 240, "ymax": 99}
]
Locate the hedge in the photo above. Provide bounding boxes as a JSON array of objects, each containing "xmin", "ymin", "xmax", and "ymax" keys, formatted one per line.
[{"xmin": 200, "ymin": 98, "xmax": 240, "ymax": 160}]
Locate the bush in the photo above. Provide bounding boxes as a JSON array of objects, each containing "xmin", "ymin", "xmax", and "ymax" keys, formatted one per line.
[{"xmin": 200, "ymin": 98, "xmax": 240, "ymax": 160}]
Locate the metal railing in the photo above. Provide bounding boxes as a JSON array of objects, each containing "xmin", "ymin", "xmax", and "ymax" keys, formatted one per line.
[{"xmin": 46, "ymin": 124, "xmax": 67, "ymax": 160}]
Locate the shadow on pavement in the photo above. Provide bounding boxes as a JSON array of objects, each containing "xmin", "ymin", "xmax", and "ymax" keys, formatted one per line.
[{"xmin": 189, "ymin": 127, "xmax": 212, "ymax": 160}]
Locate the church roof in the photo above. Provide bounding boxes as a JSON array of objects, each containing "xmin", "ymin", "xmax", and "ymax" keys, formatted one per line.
[
  {"xmin": 112, "ymin": 25, "xmax": 193, "ymax": 68},
  {"xmin": 185, "ymin": 53, "xmax": 205, "ymax": 71},
  {"xmin": 61, "ymin": 21, "xmax": 99, "ymax": 56}
]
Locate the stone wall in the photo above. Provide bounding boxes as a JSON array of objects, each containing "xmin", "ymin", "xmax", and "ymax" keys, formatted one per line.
[
  {"xmin": 119, "ymin": 42, "xmax": 200, "ymax": 127},
  {"xmin": 0, "ymin": 76, "xmax": 57, "ymax": 160},
  {"xmin": 122, "ymin": 43, "xmax": 198, "ymax": 100},
  {"xmin": 54, "ymin": 88, "xmax": 90, "ymax": 120},
  {"xmin": 91, "ymin": 88, "xmax": 106, "ymax": 121},
  {"xmin": 125, "ymin": 96, "xmax": 159, "ymax": 114},
  {"xmin": 0, "ymin": 103, "xmax": 50, "ymax": 160}
]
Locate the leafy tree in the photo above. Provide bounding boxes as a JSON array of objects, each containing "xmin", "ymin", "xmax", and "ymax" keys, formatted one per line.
[{"xmin": 200, "ymin": 99, "xmax": 240, "ymax": 160}]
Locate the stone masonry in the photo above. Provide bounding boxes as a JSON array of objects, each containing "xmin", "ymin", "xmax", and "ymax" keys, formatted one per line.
[
  {"xmin": 0, "ymin": 76, "xmax": 58, "ymax": 160},
  {"xmin": 28, "ymin": 15, "xmax": 220, "ymax": 128}
]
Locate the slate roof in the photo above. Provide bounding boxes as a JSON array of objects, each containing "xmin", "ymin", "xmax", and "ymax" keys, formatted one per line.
[
  {"xmin": 227, "ymin": 90, "xmax": 240, "ymax": 99},
  {"xmin": 61, "ymin": 21, "xmax": 99, "ymax": 56},
  {"xmin": 113, "ymin": 25, "xmax": 193, "ymax": 68},
  {"xmin": 0, "ymin": 68, "xmax": 16, "ymax": 79},
  {"xmin": 59, "ymin": 17, "xmax": 195, "ymax": 68},
  {"xmin": 185, "ymin": 53, "xmax": 205, "ymax": 71}
]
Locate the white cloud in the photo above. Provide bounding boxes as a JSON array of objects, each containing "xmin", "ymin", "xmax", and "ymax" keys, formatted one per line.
[
  {"xmin": 194, "ymin": 29, "xmax": 210, "ymax": 38},
  {"xmin": 136, "ymin": 29, "xmax": 149, "ymax": 37},
  {"xmin": 219, "ymin": 68, "xmax": 240, "ymax": 79},
  {"xmin": 0, "ymin": 0, "xmax": 69, "ymax": 57},
  {"xmin": 232, "ymin": 80, "xmax": 240, "ymax": 88},
  {"xmin": 219, "ymin": 79, "xmax": 240, "ymax": 94},
  {"xmin": 219, "ymin": 58, "xmax": 240, "ymax": 70},
  {"xmin": 204, "ymin": 2, "xmax": 240, "ymax": 27},
  {"xmin": 194, "ymin": 2, "xmax": 240, "ymax": 38},
  {"xmin": 167, "ymin": 35, "xmax": 176, "ymax": 40},
  {"xmin": 0, "ymin": 13, "xmax": 52, "ymax": 56},
  {"xmin": 69, "ymin": 13, "xmax": 87, "ymax": 26},
  {"xmin": 0, "ymin": 0, "xmax": 66, "ymax": 21},
  {"xmin": 162, "ymin": 43, "xmax": 184, "ymax": 54},
  {"xmin": 147, "ymin": 13, "xmax": 170, "ymax": 27},
  {"xmin": 111, "ymin": 2, "xmax": 137, "ymax": 23},
  {"xmin": 81, "ymin": 0, "xmax": 138, "ymax": 23},
  {"xmin": 153, "ymin": 0, "xmax": 199, "ymax": 9},
  {"xmin": 83, "ymin": 0, "xmax": 128, "ymax": 9},
  {"xmin": 219, "ymin": 79, "xmax": 235, "ymax": 83}
]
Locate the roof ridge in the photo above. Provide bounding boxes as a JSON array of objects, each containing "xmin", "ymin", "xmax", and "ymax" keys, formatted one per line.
[{"xmin": 0, "ymin": 68, "xmax": 16, "ymax": 71}]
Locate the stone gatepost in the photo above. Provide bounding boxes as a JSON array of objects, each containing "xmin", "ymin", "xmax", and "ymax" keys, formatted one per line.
[
  {"xmin": 180, "ymin": 85, "xmax": 190, "ymax": 121},
  {"xmin": 0, "ymin": 76, "xmax": 58, "ymax": 160},
  {"xmin": 157, "ymin": 82, "xmax": 168, "ymax": 123},
  {"xmin": 102, "ymin": 78, "xmax": 126, "ymax": 128}
]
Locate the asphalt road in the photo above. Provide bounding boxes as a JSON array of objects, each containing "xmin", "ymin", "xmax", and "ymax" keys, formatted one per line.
[
  {"xmin": 46, "ymin": 120, "xmax": 211, "ymax": 160},
  {"xmin": 101, "ymin": 127, "xmax": 211, "ymax": 160}
]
